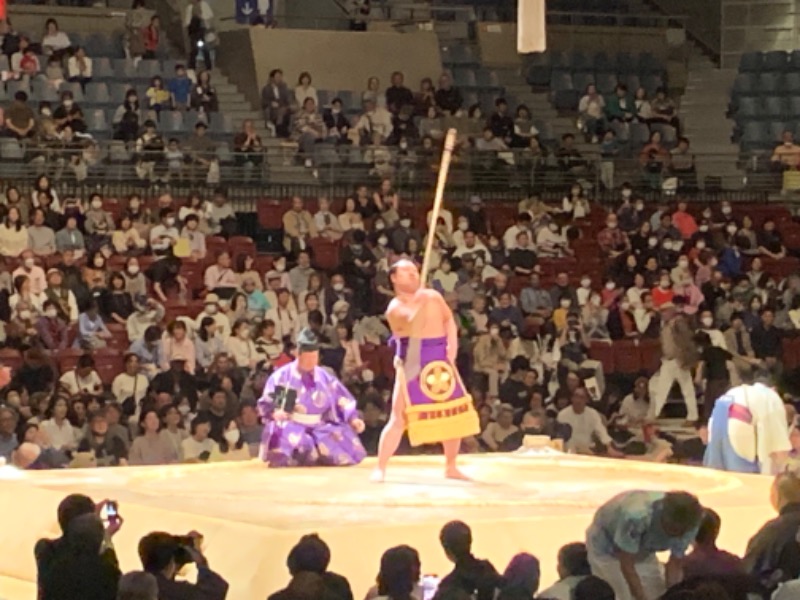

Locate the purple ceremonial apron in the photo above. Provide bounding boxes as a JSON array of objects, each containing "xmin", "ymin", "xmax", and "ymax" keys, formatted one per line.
[{"xmin": 393, "ymin": 336, "xmax": 479, "ymax": 446}]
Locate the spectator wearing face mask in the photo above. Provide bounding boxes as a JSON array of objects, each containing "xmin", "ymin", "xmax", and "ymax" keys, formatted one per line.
[
  {"xmin": 597, "ymin": 214, "xmax": 630, "ymax": 259},
  {"xmin": 225, "ymin": 319, "xmax": 258, "ymax": 370},
  {"xmin": 36, "ymin": 299, "xmax": 68, "ymax": 351}
]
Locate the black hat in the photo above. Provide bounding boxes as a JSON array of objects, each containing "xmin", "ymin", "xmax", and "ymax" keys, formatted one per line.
[{"xmin": 296, "ymin": 328, "xmax": 319, "ymax": 353}]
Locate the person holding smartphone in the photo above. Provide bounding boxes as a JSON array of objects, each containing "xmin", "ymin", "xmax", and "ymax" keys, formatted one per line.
[
  {"xmin": 35, "ymin": 494, "xmax": 123, "ymax": 598},
  {"xmin": 138, "ymin": 531, "xmax": 228, "ymax": 600}
]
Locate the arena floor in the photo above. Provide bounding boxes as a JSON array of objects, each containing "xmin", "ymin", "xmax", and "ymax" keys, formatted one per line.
[{"xmin": 0, "ymin": 455, "xmax": 775, "ymax": 599}]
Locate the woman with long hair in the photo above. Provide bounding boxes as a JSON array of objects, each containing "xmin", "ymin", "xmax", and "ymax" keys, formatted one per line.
[
  {"xmin": 195, "ymin": 316, "xmax": 224, "ymax": 371},
  {"xmin": 159, "ymin": 404, "xmax": 188, "ymax": 461}
]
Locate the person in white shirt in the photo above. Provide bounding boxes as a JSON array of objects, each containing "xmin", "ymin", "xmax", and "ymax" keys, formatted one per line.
[
  {"xmin": 313, "ymin": 196, "xmax": 343, "ymax": 242},
  {"xmin": 431, "ymin": 258, "xmax": 458, "ymax": 293},
  {"xmin": 193, "ymin": 294, "xmax": 231, "ymax": 339},
  {"xmin": 451, "ymin": 230, "xmax": 488, "ymax": 260},
  {"xmin": 705, "ymin": 381, "xmax": 791, "ymax": 475},
  {"xmin": 535, "ymin": 222, "xmax": 569, "ymax": 258},
  {"xmin": 181, "ymin": 414, "xmax": 220, "ymax": 462},
  {"xmin": 225, "ymin": 319, "xmax": 258, "ymax": 369},
  {"xmin": 58, "ymin": 355, "xmax": 103, "ymax": 398},
  {"xmin": 557, "ymin": 388, "xmax": 622, "ymax": 456},
  {"xmin": 576, "ymin": 276, "xmax": 593, "ymax": 307},
  {"xmin": 67, "ymin": 46, "xmax": 92, "ymax": 84},
  {"xmin": 613, "ymin": 376, "xmax": 651, "ymax": 429},
  {"xmin": 355, "ymin": 99, "xmax": 392, "ymax": 143},
  {"xmin": 13, "ymin": 250, "xmax": 47, "ymax": 295},
  {"xmin": 626, "ymin": 273, "xmax": 649, "ymax": 308},
  {"xmin": 426, "ymin": 206, "xmax": 453, "ymax": 236},
  {"xmin": 111, "ymin": 353, "xmax": 149, "ymax": 407},
  {"xmin": 503, "ymin": 213, "xmax": 533, "ymax": 251},
  {"xmin": 149, "ymin": 208, "xmax": 180, "ymax": 256},
  {"xmin": 481, "ymin": 404, "xmax": 519, "ymax": 451},
  {"xmin": 294, "ymin": 71, "xmax": 318, "ymax": 109},
  {"xmin": 698, "ymin": 309, "xmax": 728, "ymax": 350},
  {"xmin": 537, "ymin": 542, "xmax": 591, "ymax": 600},
  {"xmin": 39, "ymin": 396, "xmax": 78, "ymax": 452},
  {"xmin": 42, "ymin": 19, "xmax": 72, "ymax": 55},
  {"xmin": 264, "ymin": 288, "xmax": 298, "ymax": 342}
]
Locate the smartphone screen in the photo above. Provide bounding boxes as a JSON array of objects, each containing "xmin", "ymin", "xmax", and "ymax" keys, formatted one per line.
[
  {"xmin": 101, "ymin": 501, "xmax": 120, "ymax": 528},
  {"xmin": 421, "ymin": 575, "xmax": 440, "ymax": 600}
]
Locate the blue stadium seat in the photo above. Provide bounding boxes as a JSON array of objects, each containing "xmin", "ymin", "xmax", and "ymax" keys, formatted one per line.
[
  {"xmin": 113, "ymin": 59, "xmax": 136, "ymax": 80},
  {"xmin": 550, "ymin": 70, "xmax": 574, "ymax": 91},
  {"xmin": 610, "ymin": 120, "xmax": 630, "ymax": 142},
  {"xmin": 739, "ymin": 122, "xmax": 768, "ymax": 151},
  {"xmin": 59, "ymin": 81, "xmax": 85, "ymax": 102},
  {"xmin": 549, "ymin": 51, "xmax": 571, "ymax": 70},
  {"xmin": 641, "ymin": 74, "xmax": 664, "ymax": 96},
  {"xmin": 453, "ymin": 68, "xmax": 477, "ymax": 88},
  {"xmin": 768, "ymin": 120, "xmax": 789, "ymax": 142},
  {"xmin": 109, "ymin": 83, "xmax": 131, "ymax": 104},
  {"xmin": 624, "ymin": 74, "xmax": 641, "ymax": 94},
  {"xmin": 572, "ymin": 72, "xmax": 594, "ymax": 94},
  {"xmin": 476, "ymin": 69, "xmax": 500, "ymax": 89},
  {"xmin": 763, "ymin": 51, "xmax": 788, "ymax": 72},
  {"xmin": 784, "ymin": 73, "xmax": 800, "ymax": 95},
  {"xmin": 85, "ymin": 82, "xmax": 110, "ymax": 105},
  {"xmin": 757, "ymin": 73, "xmax": 782, "ymax": 96},
  {"xmin": 764, "ymin": 96, "xmax": 788, "ymax": 120},
  {"xmin": 735, "ymin": 97, "xmax": 759, "ymax": 123},
  {"xmin": 86, "ymin": 108, "xmax": 108, "ymax": 133},
  {"xmin": 790, "ymin": 51, "xmax": 800, "ymax": 71},
  {"xmin": 136, "ymin": 60, "xmax": 161, "ymax": 79},
  {"xmin": 93, "ymin": 57, "xmax": 114, "ymax": 80},
  {"xmin": 553, "ymin": 89, "xmax": 579, "ymax": 112},
  {"xmin": 209, "ymin": 113, "xmax": 233, "ymax": 134},
  {"xmin": 637, "ymin": 53, "xmax": 662, "ymax": 75},
  {"xmin": 525, "ymin": 54, "xmax": 550, "ymax": 87},
  {"xmin": 790, "ymin": 96, "xmax": 800, "ymax": 118},
  {"xmin": 161, "ymin": 111, "xmax": 184, "ymax": 133},
  {"xmin": 533, "ymin": 119, "xmax": 555, "ymax": 145},
  {"xmin": 629, "ymin": 122, "xmax": 651, "ymax": 147},
  {"xmin": 596, "ymin": 72, "xmax": 619, "ymax": 96},
  {"xmin": 317, "ymin": 90, "xmax": 335, "ymax": 108},
  {"xmin": 86, "ymin": 32, "xmax": 120, "ymax": 58},
  {"xmin": 0, "ymin": 55, "xmax": 8, "ymax": 72},
  {"xmin": 0, "ymin": 138, "xmax": 24, "ymax": 160},
  {"xmin": 731, "ymin": 73, "xmax": 756, "ymax": 99},
  {"xmin": 337, "ymin": 90, "xmax": 355, "ymax": 111},
  {"xmin": 569, "ymin": 51, "xmax": 592, "ymax": 72},
  {"xmin": 739, "ymin": 52, "xmax": 762, "ymax": 73},
  {"xmin": 462, "ymin": 91, "xmax": 479, "ymax": 109},
  {"xmin": 615, "ymin": 52, "xmax": 636, "ymax": 75},
  {"xmin": 651, "ymin": 123, "xmax": 677, "ymax": 147},
  {"xmin": 593, "ymin": 51, "xmax": 613, "ymax": 72}
]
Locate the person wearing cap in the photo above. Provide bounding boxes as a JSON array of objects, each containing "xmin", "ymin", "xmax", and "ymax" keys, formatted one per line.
[
  {"xmin": 257, "ymin": 328, "xmax": 366, "ymax": 467},
  {"xmin": 192, "ymin": 293, "xmax": 231, "ymax": 339},
  {"xmin": 127, "ymin": 295, "xmax": 165, "ymax": 343},
  {"xmin": 44, "ymin": 267, "xmax": 78, "ymax": 323}
]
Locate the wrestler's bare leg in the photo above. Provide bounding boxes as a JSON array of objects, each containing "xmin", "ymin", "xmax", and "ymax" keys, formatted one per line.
[
  {"xmin": 370, "ymin": 374, "xmax": 407, "ymax": 483},
  {"xmin": 443, "ymin": 438, "xmax": 469, "ymax": 480}
]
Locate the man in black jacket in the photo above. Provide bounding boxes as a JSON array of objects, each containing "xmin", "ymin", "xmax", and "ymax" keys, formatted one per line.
[
  {"xmin": 139, "ymin": 531, "xmax": 229, "ymax": 600},
  {"xmin": 36, "ymin": 494, "xmax": 122, "ymax": 597},
  {"xmin": 744, "ymin": 471, "xmax": 800, "ymax": 591},
  {"xmin": 435, "ymin": 521, "xmax": 501, "ymax": 600}
]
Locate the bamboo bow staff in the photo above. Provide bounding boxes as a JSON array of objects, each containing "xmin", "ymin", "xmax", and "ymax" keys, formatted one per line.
[{"xmin": 420, "ymin": 128, "xmax": 457, "ymax": 284}]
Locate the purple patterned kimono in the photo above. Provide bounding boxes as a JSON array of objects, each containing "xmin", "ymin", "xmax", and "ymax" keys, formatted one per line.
[{"xmin": 257, "ymin": 361, "xmax": 366, "ymax": 467}]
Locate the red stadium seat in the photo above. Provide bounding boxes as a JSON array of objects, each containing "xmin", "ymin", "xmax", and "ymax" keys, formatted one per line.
[
  {"xmin": 257, "ymin": 199, "xmax": 285, "ymax": 229},
  {"xmin": 783, "ymin": 337, "xmax": 800, "ymax": 370},
  {"xmin": 229, "ymin": 236, "xmax": 257, "ymax": 258},
  {"xmin": 613, "ymin": 339, "xmax": 642, "ymax": 374},
  {"xmin": 638, "ymin": 338, "xmax": 661, "ymax": 374},
  {"xmin": 57, "ymin": 349, "xmax": 86, "ymax": 374},
  {"xmin": 588, "ymin": 341, "xmax": 614, "ymax": 374},
  {"xmin": 95, "ymin": 351, "xmax": 125, "ymax": 386},
  {"xmin": 309, "ymin": 237, "xmax": 341, "ymax": 271}
]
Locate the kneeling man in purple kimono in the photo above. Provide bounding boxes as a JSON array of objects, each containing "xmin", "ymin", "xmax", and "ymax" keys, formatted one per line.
[{"xmin": 257, "ymin": 328, "xmax": 367, "ymax": 467}]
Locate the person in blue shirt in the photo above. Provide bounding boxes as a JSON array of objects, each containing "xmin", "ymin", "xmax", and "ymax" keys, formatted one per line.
[
  {"xmin": 586, "ymin": 490, "xmax": 703, "ymax": 600},
  {"xmin": 168, "ymin": 64, "xmax": 193, "ymax": 111},
  {"xmin": 242, "ymin": 276, "xmax": 269, "ymax": 320},
  {"xmin": 128, "ymin": 325, "xmax": 164, "ymax": 380},
  {"xmin": 74, "ymin": 300, "xmax": 112, "ymax": 350}
]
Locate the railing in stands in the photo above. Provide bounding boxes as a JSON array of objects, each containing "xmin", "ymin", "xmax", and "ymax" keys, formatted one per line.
[{"xmin": 0, "ymin": 141, "xmax": 790, "ymax": 208}]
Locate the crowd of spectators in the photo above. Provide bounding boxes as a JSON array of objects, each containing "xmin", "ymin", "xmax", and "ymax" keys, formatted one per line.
[
  {"xmin": 32, "ymin": 478, "xmax": 800, "ymax": 600},
  {"xmin": 0, "ymin": 176, "xmax": 799, "ymax": 470}
]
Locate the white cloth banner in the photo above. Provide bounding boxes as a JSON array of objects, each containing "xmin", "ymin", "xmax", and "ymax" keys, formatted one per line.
[{"xmin": 517, "ymin": 0, "xmax": 546, "ymax": 53}]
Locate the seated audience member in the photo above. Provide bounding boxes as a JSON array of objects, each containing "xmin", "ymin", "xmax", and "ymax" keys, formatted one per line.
[
  {"xmin": 39, "ymin": 396, "xmax": 78, "ymax": 454},
  {"xmin": 138, "ymin": 531, "xmax": 229, "ymax": 600},
  {"xmin": 35, "ymin": 494, "xmax": 121, "ymax": 594},
  {"xmin": 573, "ymin": 576, "xmax": 615, "ymax": 600},
  {"xmin": 76, "ymin": 411, "xmax": 128, "ymax": 467},
  {"xmin": 772, "ymin": 130, "xmax": 800, "ymax": 169},
  {"xmin": 537, "ymin": 542, "xmax": 591, "ymax": 599},
  {"xmin": 59, "ymin": 354, "xmax": 103, "ymax": 399},
  {"xmin": 683, "ymin": 508, "xmax": 744, "ymax": 580},
  {"xmin": 496, "ymin": 553, "xmax": 540, "ymax": 600},
  {"xmin": 129, "ymin": 408, "xmax": 178, "ymax": 466},
  {"xmin": 161, "ymin": 321, "xmax": 196, "ymax": 374},
  {"xmin": 282, "ymin": 196, "xmax": 318, "ymax": 253},
  {"xmin": 117, "ymin": 571, "xmax": 159, "ymax": 600},
  {"xmin": 481, "ymin": 404, "xmax": 519, "ymax": 451},
  {"xmin": 557, "ymin": 388, "xmax": 622, "ymax": 456},
  {"xmin": 75, "ymin": 300, "xmax": 112, "ymax": 350},
  {"xmin": 36, "ymin": 300, "xmax": 68, "ymax": 350},
  {"xmin": 436, "ymin": 520, "xmax": 501, "ymax": 600},
  {"xmin": 182, "ymin": 413, "xmax": 220, "ymax": 462},
  {"xmin": 268, "ymin": 534, "xmax": 354, "ymax": 600},
  {"xmin": 40, "ymin": 514, "xmax": 121, "ymax": 600},
  {"xmin": 744, "ymin": 471, "xmax": 800, "ymax": 590},
  {"xmin": 204, "ymin": 251, "xmax": 238, "ymax": 299}
]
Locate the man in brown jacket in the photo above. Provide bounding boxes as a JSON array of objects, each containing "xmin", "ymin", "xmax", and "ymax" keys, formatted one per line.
[
  {"xmin": 281, "ymin": 196, "xmax": 318, "ymax": 253},
  {"xmin": 650, "ymin": 303, "xmax": 700, "ymax": 423}
]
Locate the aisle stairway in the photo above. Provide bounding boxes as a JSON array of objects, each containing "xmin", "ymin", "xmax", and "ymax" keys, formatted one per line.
[
  {"xmin": 210, "ymin": 67, "xmax": 318, "ymax": 185},
  {"xmin": 673, "ymin": 51, "xmax": 745, "ymax": 190}
]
